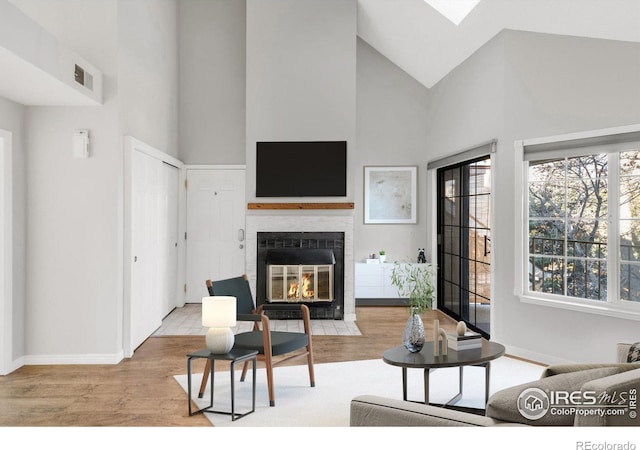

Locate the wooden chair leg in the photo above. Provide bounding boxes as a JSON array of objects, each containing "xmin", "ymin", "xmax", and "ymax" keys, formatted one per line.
[
  {"xmin": 265, "ymin": 356, "xmax": 275, "ymax": 407},
  {"xmin": 301, "ymin": 304, "xmax": 315, "ymax": 387},
  {"xmin": 198, "ymin": 359, "xmax": 211, "ymax": 399},
  {"xmin": 260, "ymin": 312, "xmax": 276, "ymax": 406},
  {"xmin": 240, "ymin": 360, "xmax": 249, "ymax": 382},
  {"xmin": 307, "ymin": 345, "xmax": 316, "ymax": 387}
]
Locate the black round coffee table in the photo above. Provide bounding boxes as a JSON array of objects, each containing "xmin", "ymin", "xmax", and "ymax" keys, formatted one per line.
[{"xmin": 383, "ymin": 340, "xmax": 505, "ymax": 407}]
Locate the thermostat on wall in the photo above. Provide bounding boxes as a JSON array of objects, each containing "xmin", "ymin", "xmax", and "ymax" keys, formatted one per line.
[{"xmin": 73, "ymin": 130, "xmax": 90, "ymax": 159}]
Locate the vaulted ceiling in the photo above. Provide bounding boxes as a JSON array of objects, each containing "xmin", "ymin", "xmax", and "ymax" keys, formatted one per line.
[
  {"xmin": 357, "ymin": 0, "xmax": 640, "ymax": 88},
  {"xmin": 4, "ymin": 0, "xmax": 640, "ymax": 105}
]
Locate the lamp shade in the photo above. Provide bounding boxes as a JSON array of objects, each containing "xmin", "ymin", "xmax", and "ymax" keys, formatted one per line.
[{"xmin": 202, "ymin": 296, "xmax": 237, "ymax": 328}]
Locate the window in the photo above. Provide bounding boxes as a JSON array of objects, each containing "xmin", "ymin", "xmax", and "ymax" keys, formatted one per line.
[
  {"xmin": 619, "ymin": 152, "xmax": 640, "ymax": 302},
  {"xmin": 518, "ymin": 125, "xmax": 640, "ymax": 316},
  {"xmin": 528, "ymin": 154, "xmax": 609, "ymax": 301}
]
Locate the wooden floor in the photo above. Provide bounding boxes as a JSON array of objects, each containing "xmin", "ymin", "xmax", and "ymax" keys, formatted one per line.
[{"xmin": 0, "ymin": 307, "xmax": 459, "ymax": 427}]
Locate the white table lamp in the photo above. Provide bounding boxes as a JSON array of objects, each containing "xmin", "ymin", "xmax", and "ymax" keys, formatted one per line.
[{"xmin": 202, "ymin": 296, "xmax": 237, "ymax": 354}]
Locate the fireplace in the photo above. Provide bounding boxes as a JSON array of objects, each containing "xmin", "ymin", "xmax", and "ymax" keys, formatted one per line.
[{"xmin": 257, "ymin": 232, "xmax": 344, "ymax": 319}]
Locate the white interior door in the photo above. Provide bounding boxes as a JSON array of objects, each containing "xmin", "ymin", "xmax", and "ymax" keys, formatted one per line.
[
  {"xmin": 186, "ymin": 168, "xmax": 246, "ymax": 303},
  {"xmin": 130, "ymin": 149, "xmax": 163, "ymax": 351},
  {"xmin": 161, "ymin": 162, "xmax": 180, "ymax": 317}
]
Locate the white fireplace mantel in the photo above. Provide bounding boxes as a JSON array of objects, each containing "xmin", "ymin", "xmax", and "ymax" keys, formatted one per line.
[{"xmin": 245, "ymin": 214, "xmax": 355, "ymax": 321}]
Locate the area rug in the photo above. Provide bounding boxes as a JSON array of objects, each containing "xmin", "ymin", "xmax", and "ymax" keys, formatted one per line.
[{"xmin": 174, "ymin": 356, "xmax": 545, "ymax": 427}]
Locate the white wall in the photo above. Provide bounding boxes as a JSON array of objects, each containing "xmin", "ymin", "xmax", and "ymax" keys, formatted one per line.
[
  {"xmin": 25, "ymin": 100, "xmax": 121, "ymax": 360},
  {"xmin": 118, "ymin": 0, "xmax": 179, "ymax": 159},
  {"xmin": 178, "ymin": 0, "xmax": 246, "ymax": 165},
  {"xmin": 426, "ymin": 30, "xmax": 640, "ymax": 363},
  {"xmin": 245, "ymin": 0, "xmax": 357, "ymax": 203},
  {"xmin": 425, "ymin": 32, "xmax": 506, "ymax": 164},
  {"xmin": 9, "ymin": 0, "xmax": 116, "ymax": 74},
  {"xmin": 0, "ymin": 96, "xmax": 25, "ymax": 370},
  {"xmin": 355, "ymin": 38, "xmax": 431, "ymax": 263}
]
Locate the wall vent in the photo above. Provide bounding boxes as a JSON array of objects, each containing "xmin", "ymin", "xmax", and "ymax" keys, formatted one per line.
[{"xmin": 74, "ymin": 64, "xmax": 93, "ymax": 91}]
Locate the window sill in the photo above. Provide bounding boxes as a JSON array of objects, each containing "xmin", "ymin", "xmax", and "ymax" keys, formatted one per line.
[{"xmin": 518, "ymin": 292, "xmax": 640, "ymax": 322}]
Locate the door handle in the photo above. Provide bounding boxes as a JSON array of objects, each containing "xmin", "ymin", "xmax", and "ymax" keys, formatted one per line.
[
  {"xmin": 484, "ymin": 236, "xmax": 491, "ymax": 256},
  {"xmin": 238, "ymin": 229, "xmax": 245, "ymax": 242}
]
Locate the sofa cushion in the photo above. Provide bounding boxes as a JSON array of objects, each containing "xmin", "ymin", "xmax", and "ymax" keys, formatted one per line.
[
  {"xmin": 541, "ymin": 363, "xmax": 639, "ymax": 378},
  {"xmin": 350, "ymin": 395, "xmax": 505, "ymax": 427},
  {"xmin": 486, "ymin": 367, "xmax": 623, "ymax": 426},
  {"xmin": 575, "ymin": 368, "xmax": 640, "ymax": 426}
]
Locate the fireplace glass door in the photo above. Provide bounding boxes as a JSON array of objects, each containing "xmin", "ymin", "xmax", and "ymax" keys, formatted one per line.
[{"xmin": 268, "ymin": 265, "xmax": 333, "ymax": 303}]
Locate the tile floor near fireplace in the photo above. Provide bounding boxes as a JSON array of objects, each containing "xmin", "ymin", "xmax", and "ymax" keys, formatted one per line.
[{"xmin": 153, "ymin": 303, "xmax": 362, "ymax": 336}]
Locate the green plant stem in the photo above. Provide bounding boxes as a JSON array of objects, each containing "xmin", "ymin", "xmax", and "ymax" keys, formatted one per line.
[{"xmin": 390, "ymin": 262, "xmax": 435, "ymax": 315}]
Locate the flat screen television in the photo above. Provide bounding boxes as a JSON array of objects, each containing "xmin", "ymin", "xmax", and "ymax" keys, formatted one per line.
[{"xmin": 256, "ymin": 141, "xmax": 347, "ymax": 197}]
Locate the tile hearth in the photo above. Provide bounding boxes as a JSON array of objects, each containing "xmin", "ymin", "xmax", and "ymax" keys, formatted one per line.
[{"xmin": 153, "ymin": 303, "xmax": 362, "ymax": 337}]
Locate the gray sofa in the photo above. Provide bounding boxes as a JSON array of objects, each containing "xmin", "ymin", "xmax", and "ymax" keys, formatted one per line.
[{"xmin": 350, "ymin": 343, "xmax": 640, "ymax": 427}]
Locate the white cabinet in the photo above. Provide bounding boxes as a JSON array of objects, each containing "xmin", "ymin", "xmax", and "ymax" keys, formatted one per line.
[{"xmin": 355, "ymin": 263, "xmax": 407, "ymax": 300}]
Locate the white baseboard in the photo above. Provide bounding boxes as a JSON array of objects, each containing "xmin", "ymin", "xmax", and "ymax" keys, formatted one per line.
[
  {"xmin": 23, "ymin": 350, "xmax": 125, "ymax": 366},
  {"xmin": 0, "ymin": 355, "xmax": 25, "ymax": 375},
  {"xmin": 504, "ymin": 344, "xmax": 575, "ymax": 366}
]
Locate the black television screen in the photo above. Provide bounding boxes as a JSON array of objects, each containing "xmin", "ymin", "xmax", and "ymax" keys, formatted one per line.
[{"xmin": 256, "ymin": 141, "xmax": 347, "ymax": 197}]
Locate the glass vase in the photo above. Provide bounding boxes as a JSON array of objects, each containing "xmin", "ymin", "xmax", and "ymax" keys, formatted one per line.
[{"xmin": 402, "ymin": 314, "xmax": 425, "ymax": 353}]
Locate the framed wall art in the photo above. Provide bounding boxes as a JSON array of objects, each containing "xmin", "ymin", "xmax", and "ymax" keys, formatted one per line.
[{"xmin": 363, "ymin": 166, "xmax": 417, "ymax": 224}]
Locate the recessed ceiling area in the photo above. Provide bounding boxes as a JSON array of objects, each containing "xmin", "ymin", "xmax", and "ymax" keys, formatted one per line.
[{"xmin": 358, "ymin": 0, "xmax": 640, "ymax": 89}]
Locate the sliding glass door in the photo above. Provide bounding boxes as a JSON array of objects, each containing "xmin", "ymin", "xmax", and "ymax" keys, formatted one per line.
[{"xmin": 437, "ymin": 156, "xmax": 491, "ymax": 337}]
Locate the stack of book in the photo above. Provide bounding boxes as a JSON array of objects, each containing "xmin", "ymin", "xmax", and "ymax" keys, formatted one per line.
[{"xmin": 447, "ymin": 331, "xmax": 482, "ymax": 351}]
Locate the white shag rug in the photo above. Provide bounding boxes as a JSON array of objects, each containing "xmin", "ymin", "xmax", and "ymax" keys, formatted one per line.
[{"xmin": 174, "ymin": 356, "xmax": 545, "ymax": 427}]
